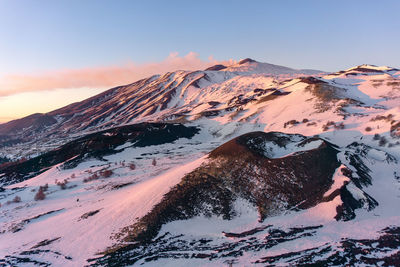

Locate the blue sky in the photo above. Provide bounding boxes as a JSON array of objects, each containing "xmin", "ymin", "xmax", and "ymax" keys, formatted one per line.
[
  {"xmin": 1, "ymin": 0, "xmax": 399, "ymax": 74},
  {"xmin": 0, "ymin": 0, "xmax": 399, "ymax": 122}
]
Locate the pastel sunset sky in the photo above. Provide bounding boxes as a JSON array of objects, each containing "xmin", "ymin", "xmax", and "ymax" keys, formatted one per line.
[{"xmin": 1, "ymin": 0, "xmax": 399, "ymax": 122}]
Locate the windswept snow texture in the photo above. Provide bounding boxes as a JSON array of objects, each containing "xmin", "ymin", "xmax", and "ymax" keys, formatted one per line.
[{"xmin": 1, "ymin": 60, "xmax": 400, "ymax": 266}]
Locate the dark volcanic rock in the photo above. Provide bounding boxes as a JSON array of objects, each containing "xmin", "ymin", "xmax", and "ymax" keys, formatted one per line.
[
  {"xmin": 300, "ymin": 76, "xmax": 328, "ymax": 85},
  {"xmin": 0, "ymin": 123, "xmax": 199, "ymax": 186},
  {"xmin": 257, "ymin": 226, "xmax": 400, "ymax": 266},
  {"xmin": 205, "ymin": 64, "xmax": 227, "ymax": 71},
  {"xmin": 90, "ymin": 224, "xmax": 323, "ymax": 266},
  {"xmin": 350, "ymin": 66, "xmax": 384, "ymax": 73},
  {"xmin": 238, "ymin": 58, "xmax": 257, "ymax": 65}
]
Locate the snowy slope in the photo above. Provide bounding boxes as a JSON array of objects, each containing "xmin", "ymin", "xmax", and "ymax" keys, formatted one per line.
[
  {"xmin": 0, "ymin": 61, "xmax": 400, "ymax": 266},
  {"xmin": 222, "ymin": 58, "xmax": 323, "ymax": 76}
]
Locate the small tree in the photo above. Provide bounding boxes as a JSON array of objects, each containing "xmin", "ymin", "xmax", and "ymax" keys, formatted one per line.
[
  {"xmin": 13, "ymin": 196, "xmax": 21, "ymax": 203},
  {"xmin": 34, "ymin": 186, "xmax": 46, "ymax": 201},
  {"xmin": 56, "ymin": 179, "xmax": 68, "ymax": 190},
  {"xmin": 100, "ymin": 169, "xmax": 113, "ymax": 178},
  {"xmin": 129, "ymin": 163, "xmax": 136, "ymax": 170},
  {"xmin": 334, "ymin": 122, "xmax": 345, "ymax": 130},
  {"xmin": 83, "ymin": 173, "xmax": 99, "ymax": 183},
  {"xmin": 152, "ymin": 158, "xmax": 157, "ymax": 166}
]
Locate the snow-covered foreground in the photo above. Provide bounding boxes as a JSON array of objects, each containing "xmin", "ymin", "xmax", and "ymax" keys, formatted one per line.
[
  {"xmin": 0, "ymin": 135, "xmax": 211, "ymax": 266},
  {"xmin": 0, "ymin": 62, "xmax": 400, "ymax": 266},
  {"xmin": 124, "ymin": 132, "xmax": 400, "ymax": 266}
]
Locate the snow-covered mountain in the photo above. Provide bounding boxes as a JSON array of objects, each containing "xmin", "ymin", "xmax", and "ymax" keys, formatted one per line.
[
  {"xmin": 0, "ymin": 58, "xmax": 323, "ymax": 159},
  {"xmin": 214, "ymin": 58, "xmax": 323, "ymax": 75},
  {"xmin": 0, "ymin": 59, "xmax": 400, "ymax": 266}
]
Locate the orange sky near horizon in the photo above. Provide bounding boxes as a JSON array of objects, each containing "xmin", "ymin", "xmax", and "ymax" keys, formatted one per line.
[
  {"xmin": 0, "ymin": 52, "xmax": 229, "ymax": 123},
  {"xmin": 0, "ymin": 87, "xmax": 106, "ymax": 123}
]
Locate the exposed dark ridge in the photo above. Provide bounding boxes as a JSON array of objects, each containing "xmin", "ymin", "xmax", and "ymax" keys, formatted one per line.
[
  {"xmin": 270, "ymin": 90, "xmax": 291, "ymax": 96},
  {"xmin": 238, "ymin": 58, "xmax": 257, "ymax": 64},
  {"xmin": 256, "ymin": 226, "xmax": 400, "ymax": 266},
  {"xmin": 0, "ymin": 123, "xmax": 199, "ymax": 186},
  {"xmin": 300, "ymin": 76, "xmax": 328, "ymax": 85},
  {"xmin": 159, "ymin": 87, "xmax": 177, "ymax": 110},
  {"xmin": 31, "ymin": 237, "xmax": 61, "ymax": 249},
  {"xmin": 225, "ymin": 94, "xmax": 252, "ymax": 107},
  {"xmin": 205, "ymin": 64, "xmax": 227, "ymax": 71},
  {"xmin": 222, "ymin": 225, "xmax": 271, "ymax": 238},
  {"xmin": 198, "ymin": 109, "xmax": 220, "ymax": 118},
  {"xmin": 80, "ymin": 210, "xmax": 101, "ymax": 220},
  {"xmin": 349, "ymin": 66, "xmax": 384, "ymax": 73},
  {"xmin": 185, "ymin": 73, "xmax": 206, "ymax": 88},
  {"xmin": 335, "ymin": 182, "xmax": 378, "ymax": 221},
  {"xmin": 257, "ymin": 90, "xmax": 291, "ymax": 103},
  {"xmin": 331, "ymin": 142, "xmax": 394, "ymax": 220}
]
